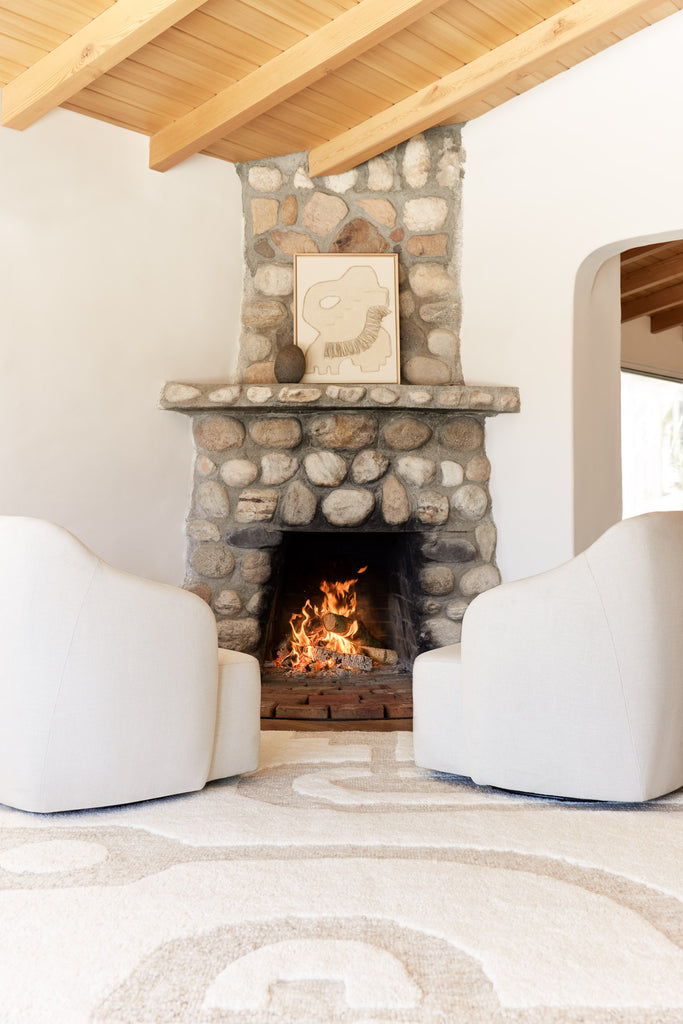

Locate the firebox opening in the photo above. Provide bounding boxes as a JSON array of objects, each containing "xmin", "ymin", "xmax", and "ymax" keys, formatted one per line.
[{"xmin": 263, "ymin": 531, "xmax": 420, "ymax": 677}]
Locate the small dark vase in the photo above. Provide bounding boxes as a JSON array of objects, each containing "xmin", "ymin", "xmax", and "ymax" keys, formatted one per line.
[{"xmin": 274, "ymin": 344, "xmax": 306, "ymax": 383}]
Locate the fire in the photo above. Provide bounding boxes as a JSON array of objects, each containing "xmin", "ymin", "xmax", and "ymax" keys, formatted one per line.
[{"xmin": 277, "ymin": 568, "xmax": 367, "ymax": 672}]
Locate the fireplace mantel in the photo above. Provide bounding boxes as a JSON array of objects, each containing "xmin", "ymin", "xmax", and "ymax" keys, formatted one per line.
[{"xmin": 160, "ymin": 381, "xmax": 520, "ymax": 415}]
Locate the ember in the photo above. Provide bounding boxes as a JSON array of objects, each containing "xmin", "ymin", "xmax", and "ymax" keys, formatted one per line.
[{"xmin": 275, "ymin": 569, "xmax": 398, "ymax": 673}]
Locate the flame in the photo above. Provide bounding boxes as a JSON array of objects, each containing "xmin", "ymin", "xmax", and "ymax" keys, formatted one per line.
[{"xmin": 277, "ymin": 568, "xmax": 367, "ymax": 672}]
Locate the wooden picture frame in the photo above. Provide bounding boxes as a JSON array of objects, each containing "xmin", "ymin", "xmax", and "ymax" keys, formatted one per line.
[{"xmin": 294, "ymin": 253, "xmax": 400, "ymax": 384}]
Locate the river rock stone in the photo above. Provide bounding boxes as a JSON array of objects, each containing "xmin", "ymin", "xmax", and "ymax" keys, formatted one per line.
[
  {"xmin": 466, "ymin": 455, "xmax": 491, "ymax": 482},
  {"xmin": 441, "ymin": 461, "xmax": 464, "ymax": 486},
  {"xmin": 226, "ymin": 527, "xmax": 282, "ymax": 549},
  {"xmin": 207, "ymin": 386, "xmax": 239, "ymax": 404},
  {"xmin": 282, "ymin": 480, "xmax": 317, "ymax": 525},
  {"xmin": 187, "ymin": 520, "xmax": 220, "ymax": 542},
  {"xmin": 244, "ymin": 333, "xmax": 271, "ymax": 362},
  {"xmin": 235, "ymin": 489, "xmax": 279, "ymax": 523},
  {"xmin": 250, "ymin": 418, "xmax": 302, "ymax": 449},
  {"xmin": 325, "ymin": 169, "xmax": 358, "ymax": 193},
  {"xmin": 321, "ymin": 489, "xmax": 374, "ymax": 526},
  {"xmin": 424, "ymin": 618, "xmax": 462, "ymax": 647},
  {"xmin": 217, "ymin": 617, "xmax": 260, "ymax": 652},
  {"xmin": 246, "ymin": 387, "xmax": 273, "ymax": 404},
  {"xmin": 248, "ymin": 166, "xmax": 282, "ymax": 191},
  {"xmin": 417, "ymin": 490, "xmax": 449, "ymax": 524},
  {"xmin": 460, "ymin": 564, "xmax": 501, "ymax": 596},
  {"xmin": 403, "ymin": 356, "xmax": 451, "ymax": 385},
  {"xmin": 384, "ymin": 417, "xmax": 432, "ymax": 450},
  {"xmin": 271, "ymin": 230, "xmax": 318, "ymax": 255},
  {"xmin": 196, "ymin": 456, "xmax": 215, "ymax": 476},
  {"xmin": 403, "ymin": 134, "xmax": 430, "ymax": 188},
  {"xmin": 294, "ymin": 166, "xmax": 314, "ymax": 189},
  {"xmin": 214, "ymin": 589, "xmax": 243, "ymax": 615},
  {"xmin": 369, "ymin": 387, "xmax": 399, "ymax": 405},
  {"xmin": 331, "ymin": 218, "xmax": 389, "ymax": 253},
  {"xmin": 254, "ymin": 264, "xmax": 293, "ymax": 296},
  {"xmin": 382, "ymin": 474, "xmax": 410, "ymax": 524},
  {"xmin": 326, "ymin": 385, "xmax": 366, "ymax": 403},
  {"xmin": 304, "ymin": 451, "xmax": 347, "ymax": 486},
  {"xmin": 351, "ymin": 450, "xmax": 389, "ymax": 483},
  {"xmin": 195, "ymin": 480, "xmax": 230, "ymax": 517},
  {"xmin": 438, "ymin": 147, "xmax": 461, "ymax": 187},
  {"xmin": 419, "ymin": 566, "xmax": 455, "ymax": 596},
  {"xmin": 164, "ymin": 383, "xmax": 200, "ymax": 403},
  {"xmin": 191, "ymin": 544, "xmax": 235, "ymax": 578},
  {"xmin": 404, "ymin": 197, "xmax": 448, "ymax": 231},
  {"xmin": 260, "ymin": 453, "xmax": 299, "ymax": 484},
  {"xmin": 281, "ymin": 195, "xmax": 298, "ymax": 224},
  {"xmin": 251, "ymin": 197, "xmax": 278, "ymax": 234},
  {"xmin": 397, "ymin": 456, "xmax": 436, "ymax": 486},
  {"xmin": 452, "ymin": 484, "xmax": 488, "ymax": 521},
  {"xmin": 422, "ymin": 536, "xmax": 476, "ymax": 563},
  {"xmin": 220, "ymin": 459, "xmax": 259, "ymax": 488},
  {"xmin": 440, "ymin": 417, "xmax": 484, "ymax": 451},
  {"xmin": 357, "ymin": 198, "xmax": 397, "ymax": 227},
  {"xmin": 254, "ymin": 238, "xmax": 274, "ymax": 259},
  {"xmin": 242, "ymin": 300, "xmax": 287, "ymax": 328},
  {"xmin": 445, "ymin": 598, "xmax": 469, "ymax": 621},
  {"xmin": 367, "ymin": 156, "xmax": 394, "ymax": 191},
  {"xmin": 475, "ymin": 522, "xmax": 497, "ymax": 562},
  {"xmin": 406, "ymin": 234, "xmax": 448, "ymax": 256},
  {"xmin": 244, "ymin": 363, "xmax": 277, "ymax": 385},
  {"xmin": 302, "ymin": 192, "xmax": 348, "ymax": 235},
  {"xmin": 310, "ymin": 414, "xmax": 378, "ymax": 449},
  {"xmin": 194, "ymin": 417, "xmax": 245, "ymax": 452},
  {"xmin": 419, "ymin": 301, "xmax": 460, "ymax": 326},
  {"xmin": 186, "ymin": 583, "xmax": 211, "ymax": 603},
  {"xmin": 242, "ymin": 550, "xmax": 271, "ymax": 584},
  {"xmin": 427, "ymin": 328, "xmax": 458, "ymax": 361},
  {"xmin": 409, "ymin": 264, "xmax": 455, "ymax": 298}
]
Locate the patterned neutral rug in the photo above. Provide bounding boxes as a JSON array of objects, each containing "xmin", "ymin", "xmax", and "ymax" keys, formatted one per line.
[{"xmin": 0, "ymin": 731, "xmax": 682, "ymax": 1023}]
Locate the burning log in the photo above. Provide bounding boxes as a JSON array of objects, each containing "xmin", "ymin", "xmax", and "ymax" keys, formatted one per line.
[
  {"xmin": 361, "ymin": 646, "xmax": 398, "ymax": 666},
  {"xmin": 310, "ymin": 646, "xmax": 373, "ymax": 672},
  {"xmin": 322, "ymin": 612, "xmax": 379, "ymax": 648}
]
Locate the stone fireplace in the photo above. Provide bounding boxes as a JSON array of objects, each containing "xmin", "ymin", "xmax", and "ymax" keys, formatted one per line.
[{"xmin": 160, "ymin": 126, "xmax": 520, "ymax": 721}]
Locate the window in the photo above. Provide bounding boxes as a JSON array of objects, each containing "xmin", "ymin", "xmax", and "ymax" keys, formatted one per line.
[{"xmin": 621, "ymin": 371, "xmax": 683, "ymax": 517}]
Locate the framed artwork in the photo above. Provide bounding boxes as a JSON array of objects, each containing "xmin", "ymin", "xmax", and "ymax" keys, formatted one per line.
[{"xmin": 294, "ymin": 253, "xmax": 400, "ymax": 384}]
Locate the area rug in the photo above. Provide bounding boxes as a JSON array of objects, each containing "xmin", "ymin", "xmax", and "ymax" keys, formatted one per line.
[{"xmin": 0, "ymin": 731, "xmax": 682, "ymax": 1023}]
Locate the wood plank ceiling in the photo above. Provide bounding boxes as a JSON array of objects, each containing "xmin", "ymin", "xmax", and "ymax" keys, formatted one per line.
[
  {"xmin": 622, "ymin": 242, "xmax": 683, "ymax": 333},
  {"xmin": 0, "ymin": 0, "xmax": 681, "ymax": 176}
]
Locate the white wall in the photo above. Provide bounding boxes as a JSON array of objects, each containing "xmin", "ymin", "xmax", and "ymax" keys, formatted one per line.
[
  {"xmin": 622, "ymin": 316, "xmax": 683, "ymax": 381},
  {"xmin": 461, "ymin": 10, "xmax": 683, "ymax": 582},
  {"xmin": 0, "ymin": 104, "xmax": 243, "ymax": 583}
]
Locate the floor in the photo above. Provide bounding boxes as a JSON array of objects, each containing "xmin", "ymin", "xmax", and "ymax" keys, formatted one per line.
[{"xmin": 260, "ymin": 668, "xmax": 413, "ymax": 730}]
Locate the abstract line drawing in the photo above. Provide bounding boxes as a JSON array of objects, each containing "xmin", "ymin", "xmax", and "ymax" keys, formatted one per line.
[{"xmin": 295, "ymin": 255, "xmax": 399, "ymax": 384}]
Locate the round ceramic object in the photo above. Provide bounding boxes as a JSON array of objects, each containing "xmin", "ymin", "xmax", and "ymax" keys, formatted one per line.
[{"xmin": 274, "ymin": 344, "xmax": 306, "ymax": 383}]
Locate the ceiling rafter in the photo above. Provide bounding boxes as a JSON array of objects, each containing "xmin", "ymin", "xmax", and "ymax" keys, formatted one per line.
[
  {"xmin": 621, "ymin": 252, "xmax": 683, "ymax": 297},
  {"xmin": 0, "ymin": 0, "xmax": 207, "ymax": 130},
  {"xmin": 148, "ymin": 0, "xmax": 449, "ymax": 172},
  {"xmin": 307, "ymin": 0, "xmax": 677, "ymax": 177},
  {"xmin": 650, "ymin": 304, "xmax": 683, "ymax": 333},
  {"xmin": 621, "ymin": 280, "xmax": 683, "ymax": 323}
]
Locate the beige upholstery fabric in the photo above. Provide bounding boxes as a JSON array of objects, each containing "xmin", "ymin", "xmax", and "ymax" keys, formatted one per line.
[
  {"xmin": 413, "ymin": 512, "xmax": 683, "ymax": 801},
  {"xmin": 0, "ymin": 517, "xmax": 260, "ymax": 812}
]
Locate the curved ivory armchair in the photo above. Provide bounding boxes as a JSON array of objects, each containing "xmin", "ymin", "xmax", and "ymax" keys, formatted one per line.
[
  {"xmin": 413, "ymin": 512, "xmax": 683, "ymax": 802},
  {"xmin": 0, "ymin": 517, "xmax": 260, "ymax": 812}
]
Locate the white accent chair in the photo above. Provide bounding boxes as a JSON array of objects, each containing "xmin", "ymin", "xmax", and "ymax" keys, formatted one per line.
[
  {"xmin": 0, "ymin": 517, "xmax": 261, "ymax": 812},
  {"xmin": 413, "ymin": 512, "xmax": 683, "ymax": 802}
]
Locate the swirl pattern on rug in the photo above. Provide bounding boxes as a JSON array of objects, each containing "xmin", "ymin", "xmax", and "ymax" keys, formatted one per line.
[{"xmin": 0, "ymin": 731, "xmax": 681, "ymax": 1023}]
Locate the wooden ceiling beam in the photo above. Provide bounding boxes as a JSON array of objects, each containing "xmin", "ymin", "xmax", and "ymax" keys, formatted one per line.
[
  {"xmin": 621, "ymin": 242, "xmax": 676, "ymax": 265},
  {"xmin": 148, "ymin": 0, "xmax": 448, "ymax": 173},
  {"xmin": 621, "ymin": 280, "xmax": 683, "ymax": 322},
  {"xmin": 621, "ymin": 251, "xmax": 683, "ymax": 296},
  {"xmin": 1, "ymin": 0, "xmax": 207, "ymax": 131},
  {"xmin": 308, "ymin": 0, "xmax": 678, "ymax": 177},
  {"xmin": 650, "ymin": 304, "xmax": 683, "ymax": 333}
]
